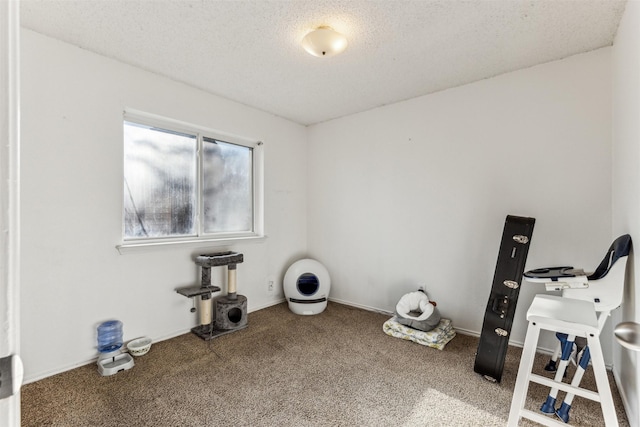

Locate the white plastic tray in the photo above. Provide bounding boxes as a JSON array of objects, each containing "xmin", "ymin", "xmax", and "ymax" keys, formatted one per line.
[{"xmin": 97, "ymin": 352, "xmax": 134, "ymax": 376}]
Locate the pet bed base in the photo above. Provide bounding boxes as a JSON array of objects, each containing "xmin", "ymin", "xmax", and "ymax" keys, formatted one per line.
[{"xmin": 383, "ymin": 317, "xmax": 455, "ymax": 350}]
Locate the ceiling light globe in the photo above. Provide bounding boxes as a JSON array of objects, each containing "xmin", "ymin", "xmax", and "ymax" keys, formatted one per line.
[{"xmin": 302, "ymin": 27, "xmax": 348, "ymax": 58}]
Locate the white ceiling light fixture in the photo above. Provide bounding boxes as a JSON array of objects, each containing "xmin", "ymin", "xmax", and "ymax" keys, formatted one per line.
[{"xmin": 302, "ymin": 26, "xmax": 348, "ymax": 58}]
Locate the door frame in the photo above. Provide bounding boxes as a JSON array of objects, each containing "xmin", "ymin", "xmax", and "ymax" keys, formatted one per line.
[{"xmin": 0, "ymin": 0, "xmax": 21, "ymax": 425}]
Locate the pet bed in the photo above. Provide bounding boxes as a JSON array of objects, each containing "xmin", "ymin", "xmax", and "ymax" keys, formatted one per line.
[{"xmin": 394, "ymin": 290, "xmax": 441, "ymax": 332}]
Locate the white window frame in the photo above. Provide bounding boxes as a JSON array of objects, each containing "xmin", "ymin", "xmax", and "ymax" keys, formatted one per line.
[{"xmin": 117, "ymin": 110, "xmax": 264, "ymax": 253}]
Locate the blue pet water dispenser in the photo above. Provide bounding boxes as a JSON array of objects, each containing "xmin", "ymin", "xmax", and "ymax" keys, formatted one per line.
[{"xmin": 96, "ymin": 320, "xmax": 134, "ymax": 376}]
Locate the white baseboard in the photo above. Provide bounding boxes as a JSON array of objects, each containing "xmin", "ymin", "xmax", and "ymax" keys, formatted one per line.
[
  {"xmin": 327, "ymin": 298, "xmax": 567, "ymax": 359},
  {"xmin": 23, "ymin": 326, "xmax": 195, "ymax": 384},
  {"xmin": 249, "ymin": 297, "xmax": 286, "ymax": 312},
  {"xmin": 25, "ymin": 298, "xmax": 288, "ymax": 384},
  {"xmin": 612, "ymin": 367, "xmax": 636, "ymax": 427},
  {"xmin": 26, "ymin": 298, "xmax": 608, "ymax": 386},
  {"xmin": 24, "ymin": 358, "xmax": 97, "ymax": 385},
  {"xmin": 328, "ymin": 297, "xmax": 393, "ymax": 316}
]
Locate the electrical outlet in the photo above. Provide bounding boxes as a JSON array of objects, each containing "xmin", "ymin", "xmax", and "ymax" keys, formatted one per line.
[{"xmin": 266, "ymin": 275, "xmax": 276, "ymax": 295}]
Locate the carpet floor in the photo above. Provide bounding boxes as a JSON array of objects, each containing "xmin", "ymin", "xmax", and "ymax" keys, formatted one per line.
[{"xmin": 22, "ymin": 301, "xmax": 629, "ymax": 426}]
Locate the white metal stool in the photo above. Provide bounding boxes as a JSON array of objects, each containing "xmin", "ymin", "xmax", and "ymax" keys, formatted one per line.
[{"xmin": 507, "ymin": 294, "xmax": 617, "ymax": 426}]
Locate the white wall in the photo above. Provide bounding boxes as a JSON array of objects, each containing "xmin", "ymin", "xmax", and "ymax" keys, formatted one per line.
[
  {"xmin": 612, "ymin": 1, "xmax": 640, "ymax": 425},
  {"xmin": 307, "ymin": 48, "xmax": 613, "ymax": 353},
  {"xmin": 20, "ymin": 22, "xmax": 621, "ymax": 392},
  {"xmin": 20, "ymin": 30, "xmax": 308, "ymax": 382}
]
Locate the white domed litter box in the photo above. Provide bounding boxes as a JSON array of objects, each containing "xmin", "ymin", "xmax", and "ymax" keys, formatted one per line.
[{"xmin": 283, "ymin": 259, "xmax": 331, "ymax": 315}]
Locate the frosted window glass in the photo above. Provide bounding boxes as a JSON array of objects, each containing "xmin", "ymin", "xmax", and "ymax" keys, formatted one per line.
[
  {"xmin": 123, "ymin": 122, "xmax": 197, "ymax": 238},
  {"xmin": 202, "ymin": 137, "xmax": 253, "ymax": 233}
]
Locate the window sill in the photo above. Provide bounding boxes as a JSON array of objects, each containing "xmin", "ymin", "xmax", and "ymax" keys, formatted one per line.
[{"xmin": 116, "ymin": 235, "xmax": 267, "ymax": 254}]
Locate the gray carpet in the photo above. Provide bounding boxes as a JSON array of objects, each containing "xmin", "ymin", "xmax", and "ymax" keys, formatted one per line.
[{"xmin": 22, "ymin": 302, "xmax": 629, "ymax": 426}]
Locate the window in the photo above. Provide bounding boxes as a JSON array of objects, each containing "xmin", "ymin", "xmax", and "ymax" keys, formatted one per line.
[{"xmin": 122, "ymin": 112, "xmax": 263, "ymax": 246}]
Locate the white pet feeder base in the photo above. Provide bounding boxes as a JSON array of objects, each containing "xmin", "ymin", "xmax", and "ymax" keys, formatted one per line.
[{"xmin": 97, "ymin": 350, "xmax": 134, "ymax": 376}]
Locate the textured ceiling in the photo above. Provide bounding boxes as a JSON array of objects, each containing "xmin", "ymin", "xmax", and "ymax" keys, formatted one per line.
[{"xmin": 20, "ymin": 0, "xmax": 626, "ymax": 126}]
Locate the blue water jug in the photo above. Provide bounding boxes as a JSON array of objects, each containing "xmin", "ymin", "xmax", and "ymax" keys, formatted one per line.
[{"xmin": 97, "ymin": 320, "xmax": 123, "ymax": 353}]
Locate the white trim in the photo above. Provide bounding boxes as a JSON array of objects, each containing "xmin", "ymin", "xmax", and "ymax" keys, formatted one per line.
[
  {"xmin": 0, "ymin": 0, "xmax": 21, "ymax": 424},
  {"xmin": 248, "ymin": 297, "xmax": 286, "ymax": 313},
  {"xmin": 24, "ymin": 297, "xmax": 287, "ymax": 384},
  {"xmin": 327, "ymin": 297, "xmax": 394, "ymax": 316},
  {"xmin": 124, "ymin": 109, "xmax": 259, "ymax": 149},
  {"xmin": 117, "ymin": 234, "xmax": 267, "ymax": 254},
  {"xmin": 613, "ymin": 365, "xmax": 634, "ymax": 426},
  {"xmin": 327, "ymin": 298, "xmax": 593, "ymax": 365},
  {"xmin": 252, "ymin": 141, "xmax": 265, "ymax": 237}
]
